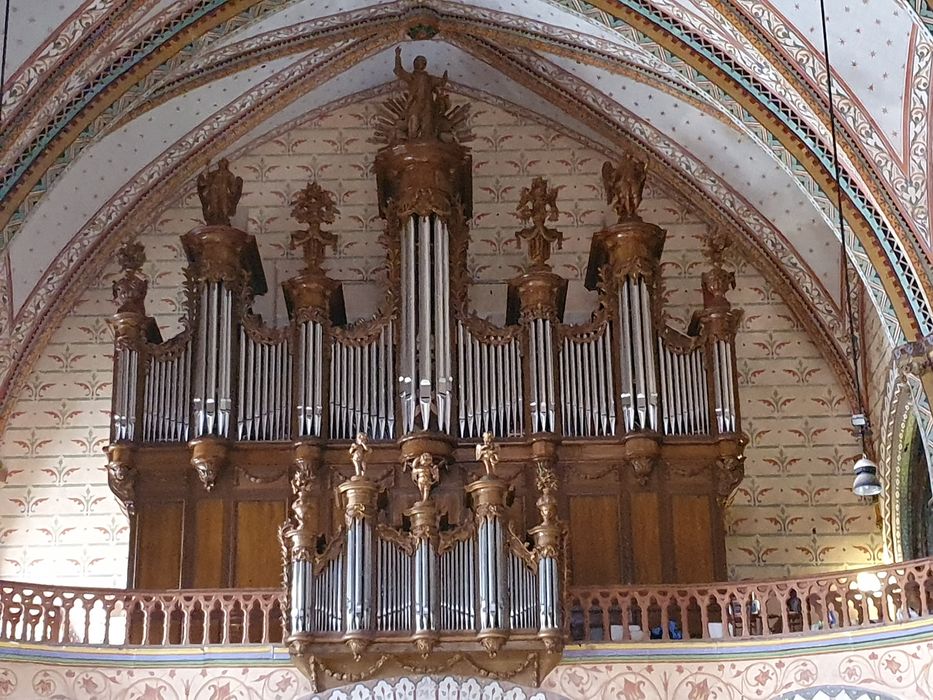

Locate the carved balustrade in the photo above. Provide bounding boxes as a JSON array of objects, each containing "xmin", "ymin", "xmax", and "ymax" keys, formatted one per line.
[
  {"xmin": 0, "ymin": 581, "xmax": 284, "ymax": 646},
  {"xmin": 0, "ymin": 559, "xmax": 931, "ymax": 649},
  {"xmin": 567, "ymin": 558, "xmax": 933, "ymax": 642}
]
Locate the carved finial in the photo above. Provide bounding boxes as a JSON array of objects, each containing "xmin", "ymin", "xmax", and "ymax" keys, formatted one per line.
[
  {"xmin": 602, "ymin": 152, "xmax": 648, "ymax": 222},
  {"xmin": 290, "ymin": 181, "xmax": 339, "ymax": 273},
  {"xmin": 348, "ymin": 433, "xmax": 372, "ymax": 479},
  {"xmin": 703, "ymin": 226, "xmax": 731, "ymax": 265},
  {"xmin": 516, "ymin": 177, "xmax": 562, "ymax": 270},
  {"xmin": 701, "ymin": 227, "xmax": 736, "ymax": 310},
  {"xmin": 372, "ymin": 48, "xmax": 471, "ymax": 145},
  {"xmin": 196, "ymin": 158, "xmax": 243, "ymax": 226},
  {"xmin": 112, "ymin": 241, "xmax": 148, "ymax": 315},
  {"xmin": 475, "ymin": 432, "xmax": 500, "ymax": 477},
  {"xmin": 406, "ymin": 452, "xmax": 439, "ymax": 502},
  {"xmin": 534, "ymin": 457, "xmax": 558, "ymax": 528}
]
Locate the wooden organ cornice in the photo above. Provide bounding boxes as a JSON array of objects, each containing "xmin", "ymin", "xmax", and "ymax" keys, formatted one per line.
[{"xmin": 105, "ymin": 51, "xmax": 746, "ymax": 689}]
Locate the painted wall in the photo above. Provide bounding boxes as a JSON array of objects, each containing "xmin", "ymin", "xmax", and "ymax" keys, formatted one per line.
[
  {"xmin": 1, "ymin": 618, "xmax": 932, "ymax": 699},
  {"xmin": 0, "ymin": 95, "xmax": 878, "ymax": 587}
]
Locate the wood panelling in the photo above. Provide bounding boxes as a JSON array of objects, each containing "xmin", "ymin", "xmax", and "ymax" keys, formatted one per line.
[
  {"xmin": 672, "ymin": 494, "xmax": 714, "ymax": 583},
  {"xmin": 630, "ymin": 492, "xmax": 662, "ymax": 584},
  {"xmin": 234, "ymin": 500, "xmax": 287, "ymax": 588},
  {"xmin": 569, "ymin": 495, "xmax": 620, "ymax": 585},
  {"xmin": 192, "ymin": 500, "xmax": 224, "ymax": 588},
  {"xmin": 135, "ymin": 502, "xmax": 183, "ymax": 589}
]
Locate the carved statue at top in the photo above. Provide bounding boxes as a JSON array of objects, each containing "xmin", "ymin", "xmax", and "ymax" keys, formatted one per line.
[
  {"xmin": 700, "ymin": 227, "xmax": 736, "ymax": 309},
  {"xmin": 396, "ymin": 47, "xmax": 447, "ymax": 141},
  {"xmin": 197, "ymin": 158, "xmax": 243, "ymax": 226},
  {"xmin": 290, "ymin": 180, "xmax": 339, "ymax": 273},
  {"xmin": 475, "ymin": 432, "xmax": 500, "ymax": 477},
  {"xmin": 602, "ymin": 152, "xmax": 648, "ymax": 222},
  {"xmin": 516, "ymin": 177, "xmax": 562, "ymax": 270},
  {"xmin": 348, "ymin": 432, "xmax": 371, "ymax": 479},
  {"xmin": 373, "ymin": 48, "xmax": 471, "ymax": 146},
  {"xmin": 112, "ymin": 241, "xmax": 148, "ymax": 315}
]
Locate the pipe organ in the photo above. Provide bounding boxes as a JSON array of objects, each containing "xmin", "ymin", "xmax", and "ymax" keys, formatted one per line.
[{"xmin": 105, "ymin": 50, "xmax": 746, "ymax": 688}]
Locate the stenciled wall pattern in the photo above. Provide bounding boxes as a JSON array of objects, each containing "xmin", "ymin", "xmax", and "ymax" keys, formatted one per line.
[{"xmin": 0, "ymin": 95, "xmax": 878, "ymax": 587}]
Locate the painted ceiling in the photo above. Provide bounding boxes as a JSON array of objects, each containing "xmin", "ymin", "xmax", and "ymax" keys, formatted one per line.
[{"xmin": 0, "ymin": 0, "xmax": 932, "ymax": 415}]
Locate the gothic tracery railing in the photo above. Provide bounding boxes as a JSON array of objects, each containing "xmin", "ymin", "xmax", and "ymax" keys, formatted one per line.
[{"xmin": 1, "ymin": 559, "xmax": 931, "ymax": 648}]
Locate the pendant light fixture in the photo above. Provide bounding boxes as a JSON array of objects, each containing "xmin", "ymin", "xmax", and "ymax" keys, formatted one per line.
[{"xmin": 818, "ymin": 0, "xmax": 882, "ymax": 497}]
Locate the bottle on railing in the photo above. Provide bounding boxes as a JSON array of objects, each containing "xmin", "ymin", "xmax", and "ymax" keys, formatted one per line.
[
  {"xmin": 183, "ymin": 159, "xmax": 268, "ymax": 488},
  {"xmin": 596, "ymin": 154, "xmax": 664, "ymax": 434}
]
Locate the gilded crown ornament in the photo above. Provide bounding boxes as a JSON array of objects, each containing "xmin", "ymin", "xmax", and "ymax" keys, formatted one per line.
[
  {"xmin": 602, "ymin": 151, "xmax": 648, "ymax": 222},
  {"xmin": 373, "ymin": 47, "xmax": 471, "ymax": 146},
  {"xmin": 196, "ymin": 158, "xmax": 243, "ymax": 226},
  {"xmin": 516, "ymin": 177, "xmax": 562, "ymax": 270},
  {"xmin": 290, "ymin": 181, "xmax": 339, "ymax": 273}
]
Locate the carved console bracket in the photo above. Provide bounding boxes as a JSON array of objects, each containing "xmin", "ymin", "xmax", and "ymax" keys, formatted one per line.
[{"xmin": 188, "ymin": 436, "xmax": 229, "ymax": 490}]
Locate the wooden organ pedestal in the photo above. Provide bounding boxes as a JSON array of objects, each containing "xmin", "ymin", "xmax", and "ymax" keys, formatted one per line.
[{"xmin": 105, "ymin": 52, "xmax": 745, "ymax": 688}]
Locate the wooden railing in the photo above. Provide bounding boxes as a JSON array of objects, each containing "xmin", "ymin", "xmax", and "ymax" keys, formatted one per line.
[
  {"xmin": 0, "ymin": 582, "xmax": 284, "ymax": 646},
  {"xmin": 567, "ymin": 558, "xmax": 933, "ymax": 642},
  {"xmin": 2, "ymin": 559, "xmax": 932, "ymax": 647}
]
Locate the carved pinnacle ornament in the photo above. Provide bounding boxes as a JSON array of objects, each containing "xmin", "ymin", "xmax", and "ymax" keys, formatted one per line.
[
  {"xmin": 475, "ymin": 432, "xmax": 501, "ymax": 477},
  {"xmin": 602, "ymin": 151, "xmax": 648, "ymax": 222},
  {"xmin": 372, "ymin": 48, "xmax": 471, "ymax": 146},
  {"xmin": 701, "ymin": 227, "xmax": 736, "ymax": 310},
  {"xmin": 112, "ymin": 241, "xmax": 149, "ymax": 315},
  {"xmin": 196, "ymin": 158, "xmax": 243, "ymax": 226},
  {"xmin": 290, "ymin": 181, "xmax": 339, "ymax": 273},
  {"xmin": 516, "ymin": 177, "xmax": 562, "ymax": 270}
]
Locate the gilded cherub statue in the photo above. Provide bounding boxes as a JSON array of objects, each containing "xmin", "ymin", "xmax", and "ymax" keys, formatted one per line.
[
  {"xmin": 197, "ymin": 158, "xmax": 243, "ymax": 226},
  {"xmin": 516, "ymin": 177, "xmax": 562, "ymax": 270},
  {"xmin": 475, "ymin": 432, "xmax": 500, "ymax": 477},
  {"xmin": 348, "ymin": 432, "xmax": 371, "ymax": 478},
  {"xmin": 408, "ymin": 452, "xmax": 439, "ymax": 502},
  {"xmin": 602, "ymin": 152, "xmax": 648, "ymax": 222},
  {"xmin": 290, "ymin": 180, "xmax": 339, "ymax": 272}
]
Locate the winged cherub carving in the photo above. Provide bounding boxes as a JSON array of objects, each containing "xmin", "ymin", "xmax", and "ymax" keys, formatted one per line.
[
  {"xmin": 602, "ymin": 152, "xmax": 648, "ymax": 222},
  {"xmin": 197, "ymin": 158, "xmax": 243, "ymax": 226}
]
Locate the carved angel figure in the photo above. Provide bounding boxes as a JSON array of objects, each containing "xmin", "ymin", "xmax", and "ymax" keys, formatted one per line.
[
  {"xmin": 348, "ymin": 432, "xmax": 371, "ymax": 478},
  {"xmin": 290, "ymin": 181, "xmax": 339, "ymax": 271},
  {"xmin": 394, "ymin": 47, "xmax": 448, "ymax": 141},
  {"xmin": 516, "ymin": 177, "xmax": 562, "ymax": 269},
  {"xmin": 475, "ymin": 432, "xmax": 500, "ymax": 477},
  {"xmin": 408, "ymin": 452, "xmax": 439, "ymax": 502},
  {"xmin": 197, "ymin": 158, "xmax": 243, "ymax": 226},
  {"xmin": 602, "ymin": 152, "xmax": 648, "ymax": 222}
]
